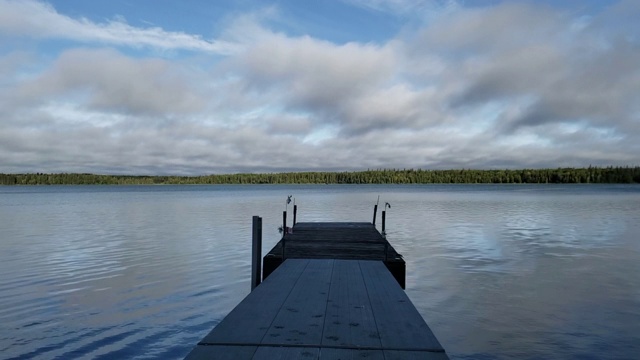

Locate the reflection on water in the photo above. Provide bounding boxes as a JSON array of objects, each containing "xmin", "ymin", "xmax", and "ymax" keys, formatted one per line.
[
  {"xmin": 392, "ymin": 186, "xmax": 640, "ymax": 359},
  {"xmin": 1, "ymin": 185, "xmax": 639, "ymax": 359}
]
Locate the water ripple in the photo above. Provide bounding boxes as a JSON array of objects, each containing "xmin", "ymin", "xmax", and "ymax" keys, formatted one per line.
[{"xmin": 1, "ymin": 185, "xmax": 639, "ymax": 359}]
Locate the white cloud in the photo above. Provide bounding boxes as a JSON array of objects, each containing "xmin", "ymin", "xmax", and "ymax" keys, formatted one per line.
[
  {"xmin": 14, "ymin": 48, "xmax": 206, "ymax": 115},
  {"xmin": 0, "ymin": 1, "xmax": 638, "ymax": 175},
  {"xmin": 412, "ymin": 2, "xmax": 640, "ymax": 137},
  {"xmin": 230, "ymin": 25, "xmax": 453, "ymax": 137},
  {"xmin": 0, "ymin": 0, "xmax": 239, "ymax": 54}
]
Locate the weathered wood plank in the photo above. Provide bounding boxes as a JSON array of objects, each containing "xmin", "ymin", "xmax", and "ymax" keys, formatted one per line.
[
  {"xmin": 322, "ymin": 260, "xmax": 381, "ymax": 349},
  {"xmin": 266, "ymin": 224, "xmax": 402, "ymax": 263},
  {"xmin": 320, "ymin": 348, "xmax": 384, "ymax": 359},
  {"xmin": 263, "ymin": 222, "xmax": 405, "ymax": 288},
  {"xmin": 383, "ymin": 350, "xmax": 451, "ymax": 360},
  {"xmin": 262, "ymin": 259, "xmax": 334, "ymax": 345},
  {"xmin": 319, "ymin": 348, "xmax": 450, "ymax": 359},
  {"xmin": 359, "ymin": 260, "xmax": 444, "ymax": 351},
  {"xmin": 293, "ymin": 222, "xmax": 372, "ymax": 229},
  {"xmin": 252, "ymin": 346, "xmax": 319, "ymax": 359},
  {"xmin": 198, "ymin": 259, "xmax": 309, "ymax": 345},
  {"xmin": 183, "ymin": 345, "xmax": 257, "ymax": 360},
  {"xmin": 280, "ymin": 242, "xmax": 389, "ymax": 260},
  {"xmin": 185, "ymin": 345, "xmax": 449, "ymax": 360}
]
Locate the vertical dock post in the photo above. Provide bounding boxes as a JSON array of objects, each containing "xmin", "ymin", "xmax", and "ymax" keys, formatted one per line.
[
  {"xmin": 382, "ymin": 210, "xmax": 386, "ymax": 233},
  {"xmin": 282, "ymin": 211, "xmax": 287, "ymax": 234},
  {"xmin": 251, "ymin": 216, "xmax": 262, "ymax": 291},
  {"xmin": 293, "ymin": 205, "xmax": 297, "ymax": 225},
  {"xmin": 282, "ymin": 211, "xmax": 287, "ymax": 259},
  {"xmin": 372, "ymin": 204, "xmax": 378, "ymax": 225}
]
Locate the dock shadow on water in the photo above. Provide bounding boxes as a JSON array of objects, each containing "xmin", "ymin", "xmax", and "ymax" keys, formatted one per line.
[{"xmin": 1, "ymin": 184, "xmax": 639, "ymax": 359}]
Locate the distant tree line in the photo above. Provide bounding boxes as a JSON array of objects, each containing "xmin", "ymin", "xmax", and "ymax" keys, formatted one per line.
[{"xmin": 1, "ymin": 167, "xmax": 639, "ymax": 185}]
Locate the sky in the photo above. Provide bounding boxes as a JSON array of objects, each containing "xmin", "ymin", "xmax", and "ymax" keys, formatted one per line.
[{"xmin": 0, "ymin": 0, "xmax": 638, "ymax": 175}]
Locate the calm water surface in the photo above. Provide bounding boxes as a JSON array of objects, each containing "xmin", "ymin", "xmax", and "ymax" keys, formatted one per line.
[{"xmin": 1, "ymin": 185, "xmax": 639, "ymax": 359}]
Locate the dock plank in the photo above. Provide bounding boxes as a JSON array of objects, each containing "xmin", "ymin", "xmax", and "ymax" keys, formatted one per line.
[
  {"xmin": 384, "ymin": 350, "xmax": 451, "ymax": 360},
  {"xmin": 359, "ymin": 260, "xmax": 444, "ymax": 352},
  {"xmin": 183, "ymin": 345, "xmax": 257, "ymax": 360},
  {"xmin": 264, "ymin": 222, "xmax": 406, "ymax": 288},
  {"xmin": 319, "ymin": 348, "xmax": 384, "ymax": 359},
  {"xmin": 262, "ymin": 259, "xmax": 333, "ymax": 345},
  {"xmin": 322, "ymin": 260, "xmax": 381, "ymax": 348},
  {"xmin": 319, "ymin": 348, "xmax": 450, "ymax": 360},
  {"xmin": 252, "ymin": 346, "xmax": 319, "ymax": 359},
  {"xmin": 199, "ymin": 259, "xmax": 309, "ymax": 345}
]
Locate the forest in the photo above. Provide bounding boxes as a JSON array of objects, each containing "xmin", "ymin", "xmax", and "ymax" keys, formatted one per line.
[{"xmin": 1, "ymin": 167, "xmax": 639, "ymax": 185}]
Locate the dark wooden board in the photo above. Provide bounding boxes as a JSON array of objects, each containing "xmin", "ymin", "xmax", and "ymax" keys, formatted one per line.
[
  {"xmin": 264, "ymin": 222, "xmax": 405, "ymax": 287},
  {"xmin": 183, "ymin": 345, "xmax": 257, "ymax": 359},
  {"xmin": 252, "ymin": 346, "xmax": 319, "ymax": 359},
  {"xmin": 384, "ymin": 350, "xmax": 451, "ymax": 360},
  {"xmin": 319, "ymin": 348, "xmax": 384, "ymax": 359},
  {"xmin": 185, "ymin": 346, "xmax": 449, "ymax": 360},
  {"xmin": 270, "ymin": 223, "xmax": 402, "ymax": 257},
  {"xmin": 199, "ymin": 259, "xmax": 309, "ymax": 345},
  {"xmin": 359, "ymin": 260, "xmax": 444, "ymax": 351},
  {"xmin": 320, "ymin": 348, "xmax": 450, "ymax": 359},
  {"xmin": 321, "ymin": 260, "xmax": 381, "ymax": 348},
  {"xmin": 293, "ymin": 222, "xmax": 372, "ymax": 229},
  {"xmin": 262, "ymin": 259, "xmax": 333, "ymax": 345}
]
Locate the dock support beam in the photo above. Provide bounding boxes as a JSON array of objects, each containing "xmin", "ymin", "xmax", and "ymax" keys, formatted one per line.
[
  {"xmin": 293, "ymin": 205, "xmax": 297, "ymax": 225},
  {"xmin": 282, "ymin": 211, "xmax": 287, "ymax": 259},
  {"xmin": 251, "ymin": 216, "xmax": 262, "ymax": 291},
  {"xmin": 282, "ymin": 211, "xmax": 287, "ymax": 232},
  {"xmin": 382, "ymin": 210, "xmax": 386, "ymax": 234},
  {"xmin": 372, "ymin": 204, "xmax": 378, "ymax": 225}
]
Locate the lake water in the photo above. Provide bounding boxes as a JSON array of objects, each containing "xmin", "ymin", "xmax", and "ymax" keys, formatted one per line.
[{"xmin": 1, "ymin": 184, "xmax": 639, "ymax": 359}]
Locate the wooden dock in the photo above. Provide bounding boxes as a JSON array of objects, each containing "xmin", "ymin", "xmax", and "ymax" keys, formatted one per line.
[
  {"xmin": 264, "ymin": 222, "xmax": 406, "ymax": 289},
  {"xmin": 185, "ymin": 219, "xmax": 448, "ymax": 359},
  {"xmin": 186, "ymin": 259, "xmax": 447, "ymax": 359}
]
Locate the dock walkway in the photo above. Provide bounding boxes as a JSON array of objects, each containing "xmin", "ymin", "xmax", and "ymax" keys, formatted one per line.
[
  {"xmin": 185, "ymin": 220, "xmax": 448, "ymax": 359},
  {"xmin": 264, "ymin": 222, "xmax": 406, "ymax": 288}
]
